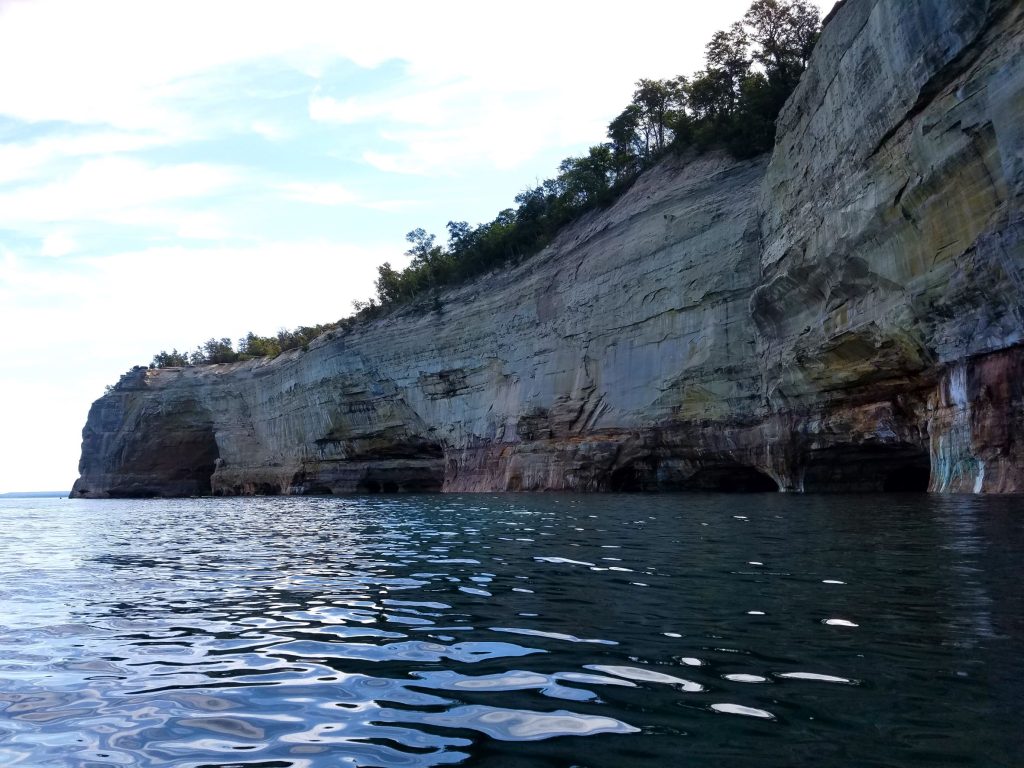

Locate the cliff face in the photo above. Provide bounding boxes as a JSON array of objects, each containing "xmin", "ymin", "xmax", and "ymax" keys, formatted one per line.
[
  {"xmin": 73, "ymin": 0, "xmax": 1024, "ymax": 498},
  {"xmin": 74, "ymin": 154, "xmax": 771, "ymax": 497},
  {"xmin": 754, "ymin": 0, "xmax": 1024, "ymax": 492}
]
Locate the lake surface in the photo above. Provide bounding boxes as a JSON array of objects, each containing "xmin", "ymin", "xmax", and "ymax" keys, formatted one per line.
[{"xmin": 0, "ymin": 494, "xmax": 1021, "ymax": 767}]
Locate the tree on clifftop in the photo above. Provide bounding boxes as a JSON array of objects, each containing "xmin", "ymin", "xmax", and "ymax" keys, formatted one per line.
[
  {"xmin": 609, "ymin": 77, "xmax": 687, "ymax": 168},
  {"xmin": 238, "ymin": 332, "xmax": 281, "ymax": 358},
  {"xmin": 191, "ymin": 338, "xmax": 238, "ymax": 365},
  {"xmin": 151, "ymin": 349, "xmax": 190, "ymax": 368},
  {"xmin": 745, "ymin": 0, "xmax": 819, "ymax": 78}
]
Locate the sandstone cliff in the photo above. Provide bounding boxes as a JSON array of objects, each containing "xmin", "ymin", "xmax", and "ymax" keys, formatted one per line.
[{"xmin": 73, "ymin": 0, "xmax": 1024, "ymax": 497}]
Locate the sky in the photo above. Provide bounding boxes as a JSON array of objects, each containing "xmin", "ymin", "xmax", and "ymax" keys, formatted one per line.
[{"xmin": 0, "ymin": 0, "xmax": 775, "ymax": 492}]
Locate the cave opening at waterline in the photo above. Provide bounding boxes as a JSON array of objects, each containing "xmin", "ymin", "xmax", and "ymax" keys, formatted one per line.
[
  {"xmin": 171, "ymin": 430, "xmax": 220, "ymax": 495},
  {"xmin": 608, "ymin": 458, "xmax": 779, "ymax": 493},
  {"xmin": 684, "ymin": 466, "xmax": 781, "ymax": 493},
  {"xmin": 301, "ymin": 485, "xmax": 334, "ymax": 496},
  {"xmin": 111, "ymin": 414, "xmax": 220, "ymax": 498},
  {"xmin": 802, "ymin": 444, "xmax": 931, "ymax": 493},
  {"xmin": 608, "ymin": 460, "xmax": 657, "ymax": 492},
  {"xmin": 882, "ymin": 462, "xmax": 932, "ymax": 492},
  {"xmin": 355, "ymin": 477, "xmax": 441, "ymax": 494}
]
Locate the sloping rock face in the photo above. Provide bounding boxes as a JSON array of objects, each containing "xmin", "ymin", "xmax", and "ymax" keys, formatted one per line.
[{"xmin": 72, "ymin": 0, "xmax": 1024, "ymax": 497}]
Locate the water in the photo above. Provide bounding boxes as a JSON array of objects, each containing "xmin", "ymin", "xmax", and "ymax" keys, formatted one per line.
[{"xmin": 0, "ymin": 494, "xmax": 1021, "ymax": 767}]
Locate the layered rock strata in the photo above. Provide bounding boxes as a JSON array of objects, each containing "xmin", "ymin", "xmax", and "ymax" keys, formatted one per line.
[{"xmin": 73, "ymin": 0, "xmax": 1024, "ymax": 497}]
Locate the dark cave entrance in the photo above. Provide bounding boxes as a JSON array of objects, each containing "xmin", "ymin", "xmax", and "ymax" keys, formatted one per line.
[
  {"xmin": 684, "ymin": 466, "xmax": 780, "ymax": 493},
  {"xmin": 882, "ymin": 462, "xmax": 932, "ymax": 493},
  {"xmin": 802, "ymin": 444, "xmax": 931, "ymax": 493},
  {"xmin": 608, "ymin": 458, "xmax": 779, "ymax": 493},
  {"xmin": 172, "ymin": 428, "xmax": 220, "ymax": 495},
  {"xmin": 343, "ymin": 438, "xmax": 445, "ymax": 494},
  {"xmin": 115, "ymin": 418, "xmax": 219, "ymax": 497},
  {"xmin": 609, "ymin": 459, "xmax": 658, "ymax": 492},
  {"xmin": 302, "ymin": 484, "xmax": 334, "ymax": 495},
  {"xmin": 357, "ymin": 478, "xmax": 424, "ymax": 494}
]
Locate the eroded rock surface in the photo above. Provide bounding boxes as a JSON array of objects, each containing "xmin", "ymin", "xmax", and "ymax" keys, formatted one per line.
[{"xmin": 73, "ymin": 0, "xmax": 1024, "ymax": 497}]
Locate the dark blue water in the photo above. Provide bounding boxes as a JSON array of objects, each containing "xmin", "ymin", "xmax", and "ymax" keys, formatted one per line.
[{"xmin": 0, "ymin": 494, "xmax": 1021, "ymax": 767}]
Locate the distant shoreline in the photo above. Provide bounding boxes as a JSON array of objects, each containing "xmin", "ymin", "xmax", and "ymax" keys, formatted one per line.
[{"xmin": 0, "ymin": 492, "xmax": 69, "ymax": 498}]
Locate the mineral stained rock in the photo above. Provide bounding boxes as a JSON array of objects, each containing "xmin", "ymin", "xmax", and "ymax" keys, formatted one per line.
[{"xmin": 72, "ymin": 0, "xmax": 1024, "ymax": 497}]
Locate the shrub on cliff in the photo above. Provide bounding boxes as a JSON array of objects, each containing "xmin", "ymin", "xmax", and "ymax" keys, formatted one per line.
[
  {"xmin": 192, "ymin": 338, "xmax": 239, "ymax": 365},
  {"xmin": 150, "ymin": 320, "xmax": 350, "ymax": 369},
  {"xmin": 238, "ymin": 332, "xmax": 281, "ymax": 358},
  {"xmin": 151, "ymin": 349, "xmax": 190, "ymax": 368}
]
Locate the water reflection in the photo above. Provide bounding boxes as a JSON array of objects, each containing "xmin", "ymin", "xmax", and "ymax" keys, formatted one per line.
[{"xmin": 0, "ymin": 494, "xmax": 1021, "ymax": 767}]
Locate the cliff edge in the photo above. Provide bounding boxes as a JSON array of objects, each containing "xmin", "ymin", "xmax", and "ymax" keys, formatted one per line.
[{"xmin": 73, "ymin": 0, "xmax": 1024, "ymax": 497}]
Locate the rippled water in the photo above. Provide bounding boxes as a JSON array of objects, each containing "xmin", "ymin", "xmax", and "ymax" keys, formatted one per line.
[{"xmin": 0, "ymin": 494, "xmax": 1021, "ymax": 767}]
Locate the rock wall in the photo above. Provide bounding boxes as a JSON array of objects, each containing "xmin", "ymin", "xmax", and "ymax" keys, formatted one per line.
[
  {"xmin": 72, "ymin": 0, "xmax": 1024, "ymax": 497},
  {"xmin": 754, "ymin": 0, "xmax": 1024, "ymax": 492}
]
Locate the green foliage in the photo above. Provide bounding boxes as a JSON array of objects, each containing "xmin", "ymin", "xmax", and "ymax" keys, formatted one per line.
[
  {"xmin": 746, "ymin": 0, "xmax": 820, "ymax": 76},
  {"xmin": 150, "ymin": 322, "xmax": 348, "ymax": 369},
  {"xmin": 150, "ymin": 349, "xmax": 190, "ymax": 368},
  {"xmin": 275, "ymin": 324, "xmax": 338, "ymax": 352},
  {"xmin": 238, "ymin": 332, "xmax": 281, "ymax": 358},
  {"xmin": 192, "ymin": 338, "xmax": 238, "ymax": 365}
]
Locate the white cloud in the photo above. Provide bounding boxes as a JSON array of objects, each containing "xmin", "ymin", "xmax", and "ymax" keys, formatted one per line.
[
  {"xmin": 0, "ymin": 238, "xmax": 393, "ymax": 364},
  {"xmin": 277, "ymin": 181, "xmax": 418, "ymax": 211},
  {"xmin": 26, "ymin": 240, "xmax": 391, "ymax": 350},
  {"xmin": 362, "ymin": 108, "xmax": 576, "ymax": 177},
  {"xmin": 0, "ymin": 130, "xmax": 169, "ymax": 185},
  {"xmin": 360, "ymin": 199, "xmax": 420, "ymax": 212},
  {"xmin": 0, "ymin": 246, "xmax": 17, "ymax": 283},
  {"xmin": 0, "ymin": 157, "xmax": 240, "ymax": 228},
  {"xmin": 279, "ymin": 181, "xmax": 359, "ymax": 206},
  {"xmin": 309, "ymin": 81, "xmax": 472, "ymax": 127},
  {"xmin": 308, "ymin": 94, "xmax": 370, "ymax": 125},
  {"xmin": 175, "ymin": 212, "xmax": 232, "ymax": 240},
  {"xmin": 250, "ymin": 120, "xmax": 289, "ymax": 141},
  {"xmin": 40, "ymin": 232, "xmax": 76, "ymax": 258},
  {"xmin": 314, "ymin": 81, "xmax": 582, "ymax": 175},
  {"xmin": 0, "ymin": 378, "xmax": 98, "ymax": 493}
]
